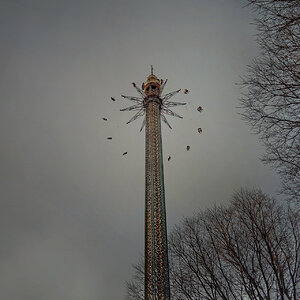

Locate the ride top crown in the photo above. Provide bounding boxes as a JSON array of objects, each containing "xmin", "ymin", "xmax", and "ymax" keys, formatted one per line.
[{"xmin": 142, "ymin": 74, "xmax": 163, "ymax": 107}]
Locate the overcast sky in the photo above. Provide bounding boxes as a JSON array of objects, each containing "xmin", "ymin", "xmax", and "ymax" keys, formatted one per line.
[{"xmin": 0, "ymin": 1, "xmax": 282, "ymax": 299}]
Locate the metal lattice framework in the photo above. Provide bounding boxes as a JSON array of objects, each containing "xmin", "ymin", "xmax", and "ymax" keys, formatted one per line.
[{"xmin": 121, "ymin": 68, "xmax": 185, "ymax": 300}]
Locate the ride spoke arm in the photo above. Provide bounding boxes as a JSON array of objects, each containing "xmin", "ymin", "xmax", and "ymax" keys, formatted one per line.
[
  {"xmin": 163, "ymin": 101, "xmax": 186, "ymax": 108},
  {"xmin": 121, "ymin": 95, "xmax": 143, "ymax": 103},
  {"xmin": 162, "ymin": 107, "xmax": 183, "ymax": 119},
  {"xmin": 120, "ymin": 104, "xmax": 143, "ymax": 111},
  {"xmin": 126, "ymin": 109, "xmax": 145, "ymax": 124},
  {"xmin": 132, "ymin": 82, "xmax": 146, "ymax": 98},
  {"xmin": 161, "ymin": 113, "xmax": 172, "ymax": 129},
  {"xmin": 159, "ymin": 79, "xmax": 168, "ymax": 96},
  {"xmin": 161, "ymin": 89, "xmax": 181, "ymax": 102},
  {"xmin": 140, "ymin": 117, "xmax": 146, "ymax": 132}
]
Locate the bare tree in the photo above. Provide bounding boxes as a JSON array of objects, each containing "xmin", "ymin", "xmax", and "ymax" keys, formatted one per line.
[
  {"xmin": 240, "ymin": 0, "xmax": 300, "ymax": 200},
  {"xmin": 125, "ymin": 259, "xmax": 144, "ymax": 300},
  {"xmin": 126, "ymin": 189, "xmax": 300, "ymax": 299}
]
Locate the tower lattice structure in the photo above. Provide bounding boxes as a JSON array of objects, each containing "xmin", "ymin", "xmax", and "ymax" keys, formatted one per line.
[{"xmin": 121, "ymin": 68, "xmax": 186, "ymax": 300}]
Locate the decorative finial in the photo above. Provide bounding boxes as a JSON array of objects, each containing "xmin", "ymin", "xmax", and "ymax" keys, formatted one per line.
[{"xmin": 151, "ymin": 65, "xmax": 153, "ymax": 75}]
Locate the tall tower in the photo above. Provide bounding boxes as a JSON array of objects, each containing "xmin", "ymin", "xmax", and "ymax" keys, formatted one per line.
[{"xmin": 121, "ymin": 68, "xmax": 186, "ymax": 300}]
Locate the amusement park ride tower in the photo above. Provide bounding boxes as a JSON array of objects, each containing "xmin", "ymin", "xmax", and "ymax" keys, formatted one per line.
[{"xmin": 121, "ymin": 67, "xmax": 186, "ymax": 300}]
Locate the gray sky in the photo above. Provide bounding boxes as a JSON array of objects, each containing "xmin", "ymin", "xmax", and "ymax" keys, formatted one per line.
[{"xmin": 0, "ymin": 0, "xmax": 281, "ymax": 299}]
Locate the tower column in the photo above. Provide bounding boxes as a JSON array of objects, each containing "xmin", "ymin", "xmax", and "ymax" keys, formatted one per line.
[
  {"xmin": 120, "ymin": 70, "xmax": 185, "ymax": 300},
  {"xmin": 145, "ymin": 99, "xmax": 170, "ymax": 300}
]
